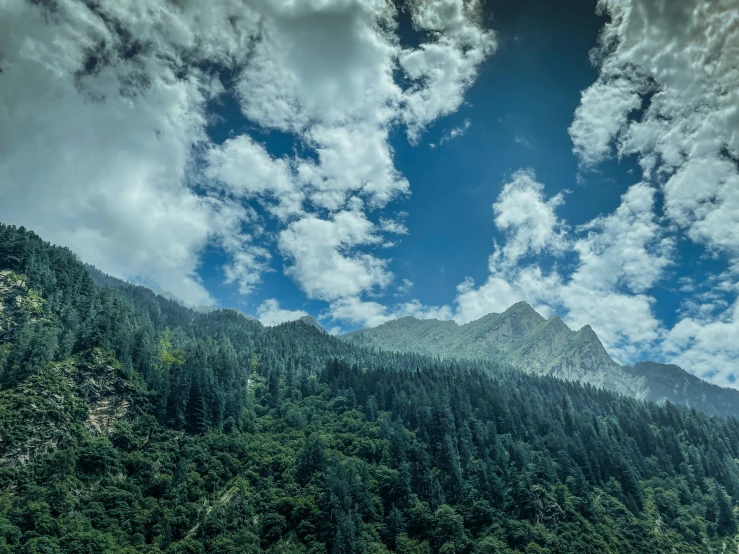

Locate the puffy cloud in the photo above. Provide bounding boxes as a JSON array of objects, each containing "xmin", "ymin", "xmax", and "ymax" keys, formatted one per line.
[
  {"xmin": 205, "ymin": 136, "xmax": 304, "ymax": 219},
  {"xmin": 0, "ymin": 0, "xmax": 237, "ymax": 305},
  {"xmin": 570, "ymin": 183, "xmax": 672, "ymax": 294},
  {"xmin": 659, "ymin": 268, "xmax": 739, "ymax": 387},
  {"xmin": 571, "ymin": 0, "xmax": 739, "ymax": 253},
  {"xmin": 401, "ymin": 0, "xmax": 496, "ymax": 141},
  {"xmin": 328, "ymin": 296, "xmax": 452, "ymax": 328},
  {"xmin": 569, "ymin": 76, "xmax": 647, "ymax": 167},
  {"xmin": 454, "ymin": 170, "xmax": 569, "ymax": 324},
  {"xmin": 454, "ymin": 269, "xmax": 561, "ymax": 324},
  {"xmin": 257, "ymin": 299, "xmax": 309, "ymax": 326},
  {"xmin": 568, "ymin": 0, "xmax": 739, "ymax": 378},
  {"xmin": 296, "ymin": 123, "xmax": 409, "ymax": 210},
  {"xmin": 237, "ymin": 0, "xmax": 399, "ymax": 133},
  {"xmin": 491, "ymin": 169, "xmax": 567, "ymax": 267},
  {"xmin": 560, "ymin": 184, "xmax": 672, "ymax": 361},
  {"xmin": 278, "ymin": 211, "xmax": 391, "ymax": 302},
  {"xmin": 662, "ymin": 298, "xmax": 739, "ymax": 388},
  {"xmin": 1, "ymin": 0, "xmax": 496, "ymax": 314},
  {"xmin": 328, "ymin": 297, "xmax": 394, "ymax": 328}
]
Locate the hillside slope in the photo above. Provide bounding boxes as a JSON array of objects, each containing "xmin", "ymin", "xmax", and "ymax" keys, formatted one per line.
[{"xmin": 3, "ymin": 222, "xmax": 739, "ymax": 553}]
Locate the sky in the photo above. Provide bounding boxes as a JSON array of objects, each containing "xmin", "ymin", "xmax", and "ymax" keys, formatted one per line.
[{"xmin": 1, "ymin": 0, "xmax": 738, "ymax": 386}]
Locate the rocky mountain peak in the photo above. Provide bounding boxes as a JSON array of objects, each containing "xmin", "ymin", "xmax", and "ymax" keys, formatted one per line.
[{"xmin": 298, "ymin": 315, "xmax": 325, "ymax": 332}]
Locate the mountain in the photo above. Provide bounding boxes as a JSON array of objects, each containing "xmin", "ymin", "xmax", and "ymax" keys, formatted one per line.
[
  {"xmin": 343, "ymin": 302, "xmax": 646, "ymax": 398},
  {"xmin": 3, "ymin": 221, "xmax": 739, "ymax": 553},
  {"xmin": 343, "ymin": 304, "xmax": 739, "ymax": 417},
  {"xmin": 298, "ymin": 315, "xmax": 326, "ymax": 333},
  {"xmin": 625, "ymin": 361, "xmax": 739, "ymax": 419}
]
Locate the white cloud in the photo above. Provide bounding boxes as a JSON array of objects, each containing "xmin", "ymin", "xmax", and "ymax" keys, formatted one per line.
[
  {"xmin": 328, "ymin": 296, "xmax": 452, "ymax": 328},
  {"xmin": 278, "ymin": 211, "xmax": 391, "ymax": 302},
  {"xmin": 257, "ymin": 299, "xmax": 309, "ymax": 326},
  {"xmin": 567, "ymin": 0, "xmax": 739, "ymax": 379},
  {"xmin": 453, "ymin": 170, "xmax": 569, "ymax": 324},
  {"xmin": 560, "ymin": 184, "xmax": 672, "ymax": 361},
  {"xmin": 662, "ymin": 293, "xmax": 739, "ymax": 388},
  {"xmin": 401, "ymin": 0, "xmax": 496, "ymax": 141},
  {"xmin": 0, "ymin": 0, "xmax": 237, "ymax": 305},
  {"xmin": 379, "ymin": 217, "xmax": 409, "ymax": 235},
  {"xmin": 397, "ymin": 278, "xmax": 414, "ymax": 295},
  {"xmin": 454, "ymin": 268, "xmax": 561, "ymax": 324},
  {"xmin": 570, "ymin": 183, "xmax": 672, "ymax": 295},
  {"xmin": 491, "ymin": 169, "xmax": 567, "ymax": 267},
  {"xmin": 205, "ymin": 135, "xmax": 304, "ymax": 219},
  {"xmin": 328, "ymin": 297, "xmax": 394, "ymax": 328},
  {"xmin": 296, "ymin": 122, "xmax": 410, "ymax": 210},
  {"xmin": 434, "ymin": 119, "xmax": 471, "ymax": 147},
  {"xmin": 0, "ymin": 0, "xmax": 496, "ymax": 314},
  {"xmin": 569, "ymin": 75, "xmax": 647, "ymax": 167},
  {"xmin": 571, "ymin": 0, "xmax": 739, "ymax": 254}
]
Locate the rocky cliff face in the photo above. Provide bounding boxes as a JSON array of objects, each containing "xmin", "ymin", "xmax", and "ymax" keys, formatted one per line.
[
  {"xmin": 0, "ymin": 349, "xmax": 137, "ymax": 467},
  {"xmin": 298, "ymin": 315, "xmax": 327, "ymax": 333},
  {"xmin": 0, "ymin": 270, "xmax": 137, "ymax": 467}
]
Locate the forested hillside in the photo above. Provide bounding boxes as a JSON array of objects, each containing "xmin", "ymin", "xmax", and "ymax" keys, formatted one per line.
[{"xmin": 2, "ymin": 221, "xmax": 739, "ymax": 553}]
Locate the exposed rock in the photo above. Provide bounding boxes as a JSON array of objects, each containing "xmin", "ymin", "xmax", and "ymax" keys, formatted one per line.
[
  {"xmin": 341, "ymin": 302, "xmax": 645, "ymax": 398},
  {"xmin": 0, "ymin": 349, "xmax": 135, "ymax": 467},
  {"xmin": 298, "ymin": 315, "xmax": 326, "ymax": 333}
]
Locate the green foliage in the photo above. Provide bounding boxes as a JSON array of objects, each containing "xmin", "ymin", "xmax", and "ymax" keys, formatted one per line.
[{"xmin": 3, "ymin": 221, "xmax": 739, "ymax": 553}]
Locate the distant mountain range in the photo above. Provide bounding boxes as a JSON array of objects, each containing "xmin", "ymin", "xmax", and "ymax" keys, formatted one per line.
[
  {"xmin": 83, "ymin": 264, "xmax": 739, "ymax": 419},
  {"xmin": 341, "ymin": 301, "xmax": 739, "ymax": 418}
]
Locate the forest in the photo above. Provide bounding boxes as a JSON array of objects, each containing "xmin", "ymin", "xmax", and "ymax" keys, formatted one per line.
[{"xmin": 2, "ymin": 221, "xmax": 739, "ymax": 553}]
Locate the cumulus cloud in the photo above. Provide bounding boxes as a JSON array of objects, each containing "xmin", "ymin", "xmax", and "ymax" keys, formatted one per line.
[
  {"xmin": 329, "ymin": 296, "xmax": 453, "ymax": 328},
  {"xmin": 401, "ymin": 0, "xmax": 496, "ymax": 141},
  {"xmin": 278, "ymin": 210, "xmax": 391, "ymax": 302},
  {"xmin": 491, "ymin": 169, "xmax": 568, "ymax": 267},
  {"xmin": 662, "ymin": 297, "xmax": 739, "ymax": 388},
  {"xmin": 257, "ymin": 299, "xmax": 309, "ymax": 327},
  {"xmin": 0, "ymin": 0, "xmax": 241, "ymax": 304},
  {"xmin": 205, "ymin": 136, "xmax": 304, "ymax": 219},
  {"xmin": 0, "ymin": 0, "xmax": 495, "ymax": 316},
  {"xmin": 568, "ymin": 0, "xmax": 739, "ymax": 381},
  {"xmin": 570, "ymin": 0, "xmax": 739, "ymax": 251}
]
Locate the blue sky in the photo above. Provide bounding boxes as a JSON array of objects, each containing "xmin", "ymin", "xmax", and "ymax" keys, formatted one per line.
[{"xmin": 2, "ymin": 0, "xmax": 738, "ymax": 386}]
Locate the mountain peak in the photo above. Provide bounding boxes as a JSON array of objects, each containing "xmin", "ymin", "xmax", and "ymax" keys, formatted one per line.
[
  {"xmin": 505, "ymin": 300, "xmax": 537, "ymax": 314},
  {"xmin": 298, "ymin": 315, "xmax": 325, "ymax": 332},
  {"xmin": 576, "ymin": 324, "xmax": 599, "ymax": 340}
]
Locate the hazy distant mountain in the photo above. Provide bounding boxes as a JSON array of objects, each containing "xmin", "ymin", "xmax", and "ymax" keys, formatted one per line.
[
  {"xmin": 342, "ymin": 302, "xmax": 739, "ymax": 416},
  {"xmin": 342, "ymin": 301, "xmax": 645, "ymax": 397},
  {"xmin": 625, "ymin": 361, "xmax": 739, "ymax": 419}
]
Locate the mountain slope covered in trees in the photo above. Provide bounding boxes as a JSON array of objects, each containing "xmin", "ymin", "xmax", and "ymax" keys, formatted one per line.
[
  {"xmin": 341, "ymin": 305, "xmax": 739, "ymax": 418},
  {"xmin": 2, "ymin": 221, "xmax": 739, "ymax": 553}
]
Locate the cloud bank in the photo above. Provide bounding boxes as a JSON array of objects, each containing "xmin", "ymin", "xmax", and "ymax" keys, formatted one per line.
[{"xmin": 0, "ymin": 0, "xmax": 494, "ymax": 315}]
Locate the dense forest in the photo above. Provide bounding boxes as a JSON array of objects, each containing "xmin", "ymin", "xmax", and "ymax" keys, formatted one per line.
[{"xmin": 2, "ymin": 221, "xmax": 739, "ymax": 553}]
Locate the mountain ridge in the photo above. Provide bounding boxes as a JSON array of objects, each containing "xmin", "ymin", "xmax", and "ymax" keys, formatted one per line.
[
  {"xmin": 3, "ymin": 221, "xmax": 739, "ymax": 552},
  {"xmin": 341, "ymin": 304, "xmax": 739, "ymax": 417}
]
